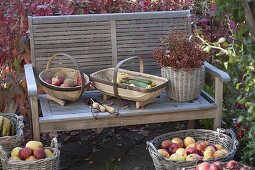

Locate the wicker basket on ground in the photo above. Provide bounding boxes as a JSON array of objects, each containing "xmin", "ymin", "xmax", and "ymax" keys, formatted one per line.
[
  {"xmin": 0, "ymin": 137, "xmax": 60, "ymax": 170},
  {"xmin": 147, "ymin": 129, "xmax": 238, "ymax": 170},
  {"xmin": 0, "ymin": 113, "xmax": 24, "ymax": 156}
]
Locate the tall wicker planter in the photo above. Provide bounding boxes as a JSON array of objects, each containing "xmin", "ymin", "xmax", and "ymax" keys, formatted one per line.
[{"xmin": 161, "ymin": 65, "xmax": 205, "ymax": 102}]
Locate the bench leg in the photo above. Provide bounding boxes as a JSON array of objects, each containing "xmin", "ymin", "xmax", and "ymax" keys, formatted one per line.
[
  {"xmin": 47, "ymin": 95, "xmax": 66, "ymax": 106},
  {"xmin": 214, "ymin": 77, "xmax": 223, "ymax": 130},
  {"xmin": 136, "ymin": 99, "xmax": 155, "ymax": 109},
  {"xmin": 102, "ymin": 94, "xmax": 112, "ymax": 101},
  {"xmin": 188, "ymin": 120, "xmax": 195, "ymax": 129},
  {"xmin": 30, "ymin": 96, "xmax": 40, "ymax": 140}
]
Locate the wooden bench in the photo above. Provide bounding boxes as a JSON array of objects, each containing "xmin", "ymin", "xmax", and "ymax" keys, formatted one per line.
[{"xmin": 24, "ymin": 10, "xmax": 230, "ymax": 140}]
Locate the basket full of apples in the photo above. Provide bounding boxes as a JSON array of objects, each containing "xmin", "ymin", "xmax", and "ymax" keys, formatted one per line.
[
  {"xmin": 146, "ymin": 129, "xmax": 238, "ymax": 170},
  {"xmin": 0, "ymin": 137, "xmax": 60, "ymax": 170},
  {"xmin": 184, "ymin": 160, "xmax": 253, "ymax": 170},
  {"xmin": 39, "ymin": 53, "xmax": 90, "ymax": 102}
]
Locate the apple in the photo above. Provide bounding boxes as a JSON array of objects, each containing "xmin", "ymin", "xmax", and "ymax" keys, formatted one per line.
[
  {"xmin": 60, "ymin": 84, "xmax": 70, "ymax": 87},
  {"xmin": 52, "ymin": 76, "xmax": 63, "ymax": 86},
  {"xmin": 186, "ymin": 147, "xmax": 199, "ymax": 156},
  {"xmin": 171, "ymin": 137, "xmax": 184, "ymax": 148},
  {"xmin": 195, "ymin": 140, "xmax": 208, "ymax": 153},
  {"xmin": 210, "ymin": 161, "xmax": 223, "ymax": 170},
  {"xmin": 9, "ymin": 156, "xmax": 21, "ymax": 160},
  {"xmin": 168, "ymin": 143, "xmax": 180, "ymax": 154},
  {"xmin": 33, "ymin": 148, "xmax": 46, "ymax": 159},
  {"xmin": 25, "ymin": 155, "xmax": 37, "ymax": 161},
  {"xmin": 45, "ymin": 79, "xmax": 52, "ymax": 84},
  {"xmin": 175, "ymin": 148, "xmax": 187, "ymax": 158},
  {"xmin": 168, "ymin": 153, "xmax": 185, "ymax": 161},
  {"xmin": 213, "ymin": 150, "xmax": 227, "ymax": 158},
  {"xmin": 11, "ymin": 147, "xmax": 22, "ymax": 157},
  {"xmin": 203, "ymin": 155, "xmax": 214, "ymax": 161},
  {"xmin": 161, "ymin": 140, "xmax": 172, "ymax": 149},
  {"xmin": 44, "ymin": 148, "xmax": 54, "ymax": 158},
  {"xmin": 196, "ymin": 162, "xmax": 211, "ymax": 170},
  {"xmin": 186, "ymin": 154, "xmax": 202, "ymax": 161},
  {"xmin": 186, "ymin": 143, "xmax": 195, "ymax": 149},
  {"xmin": 225, "ymin": 160, "xmax": 239, "ymax": 170},
  {"xmin": 215, "ymin": 144, "xmax": 224, "ymax": 150},
  {"xmin": 18, "ymin": 147, "xmax": 32, "ymax": 160},
  {"xmin": 207, "ymin": 143, "xmax": 217, "ymax": 151},
  {"xmin": 184, "ymin": 136, "xmax": 196, "ymax": 147},
  {"xmin": 204, "ymin": 146, "xmax": 216, "ymax": 158},
  {"xmin": 158, "ymin": 149, "xmax": 170, "ymax": 158},
  {"xmin": 25, "ymin": 141, "xmax": 43, "ymax": 151},
  {"xmin": 77, "ymin": 76, "xmax": 83, "ymax": 86}
]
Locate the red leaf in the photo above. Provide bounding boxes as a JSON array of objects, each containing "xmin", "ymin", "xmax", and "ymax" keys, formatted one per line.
[{"xmin": 65, "ymin": 6, "xmax": 75, "ymax": 15}]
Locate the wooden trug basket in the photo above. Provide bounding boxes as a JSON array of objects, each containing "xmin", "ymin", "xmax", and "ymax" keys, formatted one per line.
[
  {"xmin": 39, "ymin": 53, "xmax": 90, "ymax": 105},
  {"xmin": 90, "ymin": 56, "xmax": 168, "ymax": 108}
]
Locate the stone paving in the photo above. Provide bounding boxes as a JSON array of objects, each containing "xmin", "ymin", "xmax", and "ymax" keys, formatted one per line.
[{"xmin": 57, "ymin": 122, "xmax": 187, "ymax": 170}]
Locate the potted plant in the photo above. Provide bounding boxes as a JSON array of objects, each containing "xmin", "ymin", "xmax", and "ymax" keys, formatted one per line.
[{"xmin": 153, "ymin": 31, "xmax": 209, "ymax": 102}]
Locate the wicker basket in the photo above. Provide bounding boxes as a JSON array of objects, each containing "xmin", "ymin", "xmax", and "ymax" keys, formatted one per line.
[
  {"xmin": 146, "ymin": 129, "xmax": 238, "ymax": 170},
  {"xmin": 0, "ymin": 137, "xmax": 60, "ymax": 170},
  {"xmin": 161, "ymin": 66, "xmax": 205, "ymax": 102},
  {"xmin": 90, "ymin": 56, "xmax": 168, "ymax": 106},
  {"xmin": 0, "ymin": 114, "xmax": 24, "ymax": 170},
  {"xmin": 0, "ymin": 114, "xmax": 24, "ymax": 156},
  {"xmin": 183, "ymin": 162, "xmax": 254, "ymax": 170},
  {"xmin": 39, "ymin": 53, "xmax": 90, "ymax": 101}
]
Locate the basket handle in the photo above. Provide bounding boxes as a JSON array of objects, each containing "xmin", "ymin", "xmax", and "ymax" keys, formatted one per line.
[
  {"xmin": 217, "ymin": 128, "xmax": 239, "ymax": 154},
  {"xmin": 46, "ymin": 53, "xmax": 86, "ymax": 99},
  {"xmin": 146, "ymin": 141, "xmax": 164, "ymax": 161},
  {"xmin": 51, "ymin": 137, "xmax": 58, "ymax": 149},
  {"xmin": 0, "ymin": 145, "xmax": 8, "ymax": 163},
  {"xmin": 113, "ymin": 56, "xmax": 144, "ymax": 97}
]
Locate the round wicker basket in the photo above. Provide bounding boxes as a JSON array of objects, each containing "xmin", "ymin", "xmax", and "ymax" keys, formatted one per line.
[
  {"xmin": 0, "ymin": 137, "xmax": 60, "ymax": 170},
  {"xmin": 146, "ymin": 129, "xmax": 238, "ymax": 170},
  {"xmin": 39, "ymin": 53, "xmax": 90, "ymax": 101},
  {"xmin": 161, "ymin": 66, "xmax": 205, "ymax": 102}
]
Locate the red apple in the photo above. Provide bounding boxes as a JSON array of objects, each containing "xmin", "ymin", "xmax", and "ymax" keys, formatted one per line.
[
  {"xmin": 161, "ymin": 140, "xmax": 172, "ymax": 149},
  {"xmin": 168, "ymin": 143, "xmax": 180, "ymax": 154},
  {"xmin": 60, "ymin": 84, "xmax": 70, "ymax": 88},
  {"xmin": 225, "ymin": 160, "xmax": 239, "ymax": 170},
  {"xmin": 33, "ymin": 148, "xmax": 46, "ymax": 159},
  {"xmin": 52, "ymin": 76, "xmax": 63, "ymax": 86},
  {"xmin": 210, "ymin": 161, "xmax": 223, "ymax": 170},
  {"xmin": 186, "ymin": 147, "xmax": 199, "ymax": 155},
  {"xmin": 77, "ymin": 76, "xmax": 83, "ymax": 86},
  {"xmin": 196, "ymin": 162, "xmax": 211, "ymax": 170},
  {"xmin": 208, "ymin": 143, "xmax": 217, "ymax": 151},
  {"xmin": 195, "ymin": 140, "xmax": 208, "ymax": 153},
  {"xmin": 45, "ymin": 79, "xmax": 52, "ymax": 84},
  {"xmin": 18, "ymin": 147, "xmax": 32, "ymax": 160}
]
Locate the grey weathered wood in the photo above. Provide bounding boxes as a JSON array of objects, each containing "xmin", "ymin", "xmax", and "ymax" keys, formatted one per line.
[
  {"xmin": 24, "ymin": 64, "xmax": 37, "ymax": 96},
  {"xmin": 32, "ymin": 10, "xmax": 191, "ymax": 24},
  {"xmin": 214, "ymin": 77, "xmax": 223, "ymax": 130},
  {"xmin": 111, "ymin": 20, "xmax": 117, "ymax": 67},
  {"xmin": 25, "ymin": 10, "xmax": 230, "ymax": 139},
  {"xmin": 204, "ymin": 61, "xmax": 231, "ymax": 82}
]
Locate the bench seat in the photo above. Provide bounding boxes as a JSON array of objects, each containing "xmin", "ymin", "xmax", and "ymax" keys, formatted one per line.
[{"xmin": 38, "ymin": 91, "xmax": 217, "ymax": 133}]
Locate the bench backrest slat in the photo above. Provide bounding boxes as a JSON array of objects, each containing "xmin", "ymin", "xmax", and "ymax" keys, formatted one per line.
[{"xmin": 29, "ymin": 10, "xmax": 191, "ymax": 75}]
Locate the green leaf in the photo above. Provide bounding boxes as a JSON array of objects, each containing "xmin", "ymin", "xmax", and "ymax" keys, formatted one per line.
[{"xmin": 237, "ymin": 115, "xmax": 244, "ymax": 123}]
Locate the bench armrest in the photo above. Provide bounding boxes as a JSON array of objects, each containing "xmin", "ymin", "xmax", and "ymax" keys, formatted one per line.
[
  {"xmin": 24, "ymin": 64, "xmax": 37, "ymax": 96},
  {"xmin": 204, "ymin": 61, "xmax": 231, "ymax": 82}
]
